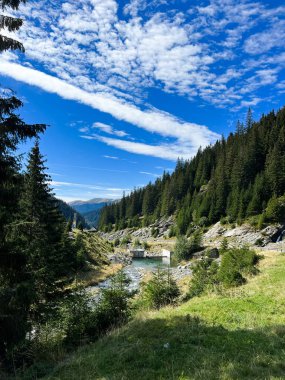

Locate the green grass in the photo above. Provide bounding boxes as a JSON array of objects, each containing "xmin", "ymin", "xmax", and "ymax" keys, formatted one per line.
[{"xmin": 45, "ymin": 251, "xmax": 285, "ymax": 380}]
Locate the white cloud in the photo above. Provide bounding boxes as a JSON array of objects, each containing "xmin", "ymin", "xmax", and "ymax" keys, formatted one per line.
[
  {"xmin": 93, "ymin": 122, "xmax": 128, "ymax": 137},
  {"xmin": 139, "ymin": 171, "xmax": 160, "ymax": 177},
  {"xmin": 86, "ymin": 134, "xmax": 201, "ymax": 161},
  {"xmin": 244, "ymin": 21, "xmax": 285, "ymax": 55},
  {"xmin": 0, "ymin": 62, "xmax": 219, "ymax": 160},
  {"xmin": 4, "ymin": 0, "xmax": 285, "ymax": 120},
  {"xmin": 103, "ymin": 155, "xmax": 119, "ymax": 160}
]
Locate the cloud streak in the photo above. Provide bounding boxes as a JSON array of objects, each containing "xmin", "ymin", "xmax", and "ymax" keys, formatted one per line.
[{"xmin": 0, "ymin": 61, "xmax": 219, "ymax": 160}]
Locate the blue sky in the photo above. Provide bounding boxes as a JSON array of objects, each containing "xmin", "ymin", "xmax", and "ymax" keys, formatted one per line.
[{"xmin": 1, "ymin": 0, "xmax": 285, "ymax": 201}]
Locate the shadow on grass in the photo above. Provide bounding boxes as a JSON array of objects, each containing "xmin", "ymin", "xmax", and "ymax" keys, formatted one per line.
[{"xmin": 45, "ymin": 315, "xmax": 285, "ymax": 380}]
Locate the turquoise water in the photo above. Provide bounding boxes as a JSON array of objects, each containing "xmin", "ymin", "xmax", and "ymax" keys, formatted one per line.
[{"xmin": 131, "ymin": 257, "xmax": 175, "ymax": 270}]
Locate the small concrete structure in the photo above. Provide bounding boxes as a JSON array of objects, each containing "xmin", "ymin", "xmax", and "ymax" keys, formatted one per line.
[
  {"xmin": 161, "ymin": 249, "xmax": 173, "ymax": 258},
  {"xmin": 129, "ymin": 248, "xmax": 145, "ymax": 258}
]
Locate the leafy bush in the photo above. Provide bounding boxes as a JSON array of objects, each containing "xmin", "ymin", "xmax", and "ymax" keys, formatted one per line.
[
  {"xmin": 174, "ymin": 231, "xmax": 203, "ymax": 262},
  {"xmin": 265, "ymin": 195, "xmax": 285, "ymax": 223},
  {"xmin": 62, "ymin": 272, "xmax": 132, "ymax": 345},
  {"xmin": 188, "ymin": 257, "xmax": 219, "ymax": 298},
  {"xmin": 198, "ymin": 216, "xmax": 209, "ymax": 227},
  {"xmin": 113, "ymin": 238, "xmax": 120, "ymax": 247},
  {"xmin": 133, "ymin": 238, "xmax": 141, "ymax": 247},
  {"xmin": 218, "ymin": 247, "xmax": 259, "ymax": 287},
  {"xmin": 143, "ymin": 241, "xmax": 150, "ymax": 249},
  {"xmin": 151, "ymin": 227, "xmax": 159, "ymax": 238},
  {"xmin": 121, "ymin": 235, "xmax": 132, "ymax": 246},
  {"xmin": 95, "ymin": 275, "xmax": 131, "ymax": 333},
  {"xmin": 142, "ymin": 268, "xmax": 180, "ymax": 309},
  {"xmin": 168, "ymin": 225, "xmax": 176, "ymax": 238},
  {"xmin": 189, "ymin": 230, "xmax": 203, "ymax": 252},
  {"xmin": 255, "ymin": 238, "xmax": 264, "ymax": 247},
  {"xmin": 220, "ymin": 237, "xmax": 229, "ymax": 253},
  {"xmin": 174, "ymin": 235, "xmax": 191, "ymax": 261}
]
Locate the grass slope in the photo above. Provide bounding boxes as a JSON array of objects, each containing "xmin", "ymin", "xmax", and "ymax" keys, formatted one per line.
[
  {"xmin": 46, "ymin": 251, "xmax": 285, "ymax": 380},
  {"xmin": 73, "ymin": 231, "xmax": 122, "ymax": 286}
]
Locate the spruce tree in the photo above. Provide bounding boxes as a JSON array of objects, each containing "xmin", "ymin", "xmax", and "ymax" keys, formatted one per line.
[
  {"xmin": 16, "ymin": 140, "xmax": 76, "ymax": 322},
  {"xmin": 0, "ymin": 0, "xmax": 26, "ymax": 52}
]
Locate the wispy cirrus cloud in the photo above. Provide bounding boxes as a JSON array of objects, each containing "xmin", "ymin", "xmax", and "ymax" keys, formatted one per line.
[
  {"xmin": 0, "ymin": 61, "xmax": 219, "ymax": 160},
  {"xmin": 93, "ymin": 122, "xmax": 128, "ymax": 137}
]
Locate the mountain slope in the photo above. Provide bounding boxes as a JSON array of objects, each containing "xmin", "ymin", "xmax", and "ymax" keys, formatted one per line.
[
  {"xmin": 70, "ymin": 198, "xmax": 114, "ymax": 214},
  {"xmin": 99, "ymin": 107, "xmax": 285, "ymax": 232},
  {"xmin": 56, "ymin": 198, "xmax": 88, "ymax": 228},
  {"xmin": 46, "ymin": 250, "xmax": 285, "ymax": 379}
]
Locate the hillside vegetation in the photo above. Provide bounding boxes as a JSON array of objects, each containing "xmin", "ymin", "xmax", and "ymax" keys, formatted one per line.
[
  {"xmin": 99, "ymin": 108, "xmax": 285, "ymax": 233},
  {"xmin": 72, "ymin": 230, "xmax": 118, "ymax": 286},
  {"xmin": 45, "ymin": 250, "xmax": 285, "ymax": 380}
]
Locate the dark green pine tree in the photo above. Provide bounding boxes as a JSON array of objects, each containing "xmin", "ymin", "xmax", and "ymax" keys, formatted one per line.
[
  {"xmin": 15, "ymin": 140, "xmax": 76, "ymax": 322},
  {"xmin": 0, "ymin": 0, "xmax": 26, "ymax": 52},
  {"xmin": 0, "ymin": 101, "xmax": 45, "ymax": 357}
]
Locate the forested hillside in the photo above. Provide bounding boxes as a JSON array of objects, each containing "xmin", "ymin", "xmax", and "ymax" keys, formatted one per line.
[
  {"xmin": 56, "ymin": 198, "xmax": 89, "ymax": 228},
  {"xmin": 99, "ymin": 108, "xmax": 285, "ymax": 233}
]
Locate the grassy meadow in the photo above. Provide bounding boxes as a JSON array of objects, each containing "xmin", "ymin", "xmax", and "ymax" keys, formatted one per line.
[{"xmin": 43, "ymin": 250, "xmax": 285, "ymax": 380}]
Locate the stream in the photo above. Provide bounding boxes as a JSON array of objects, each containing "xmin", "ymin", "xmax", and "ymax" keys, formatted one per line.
[{"xmin": 87, "ymin": 257, "xmax": 176, "ymax": 298}]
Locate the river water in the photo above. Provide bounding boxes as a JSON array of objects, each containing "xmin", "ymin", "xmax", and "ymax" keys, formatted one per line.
[{"xmin": 89, "ymin": 257, "xmax": 175, "ymax": 296}]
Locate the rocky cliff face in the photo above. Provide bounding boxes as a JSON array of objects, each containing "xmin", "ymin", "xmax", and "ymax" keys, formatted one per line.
[
  {"xmin": 99, "ymin": 216, "xmax": 174, "ymax": 242},
  {"xmin": 204, "ymin": 222, "xmax": 283, "ymax": 247}
]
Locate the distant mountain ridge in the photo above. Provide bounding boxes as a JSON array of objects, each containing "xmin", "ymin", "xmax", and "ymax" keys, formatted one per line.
[
  {"xmin": 70, "ymin": 198, "xmax": 113, "ymax": 206},
  {"xmin": 56, "ymin": 198, "xmax": 88, "ymax": 228},
  {"xmin": 69, "ymin": 198, "xmax": 117, "ymax": 226}
]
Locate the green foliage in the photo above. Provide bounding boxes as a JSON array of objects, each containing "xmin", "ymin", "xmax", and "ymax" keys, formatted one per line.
[
  {"xmin": 60, "ymin": 272, "xmax": 132, "ymax": 347},
  {"xmin": 174, "ymin": 235, "xmax": 191, "ymax": 261},
  {"xmin": 220, "ymin": 237, "xmax": 229, "ymax": 252},
  {"xmin": 151, "ymin": 227, "xmax": 159, "ymax": 238},
  {"xmin": 42, "ymin": 253, "xmax": 285, "ymax": 380},
  {"xmin": 188, "ymin": 257, "xmax": 219, "ymax": 298},
  {"xmin": 143, "ymin": 241, "xmax": 150, "ymax": 249},
  {"xmin": 133, "ymin": 238, "xmax": 141, "ymax": 247},
  {"xmin": 0, "ymin": 107, "xmax": 45, "ymax": 356},
  {"xmin": 174, "ymin": 231, "xmax": 203, "ymax": 262},
  {"xmin": 168, "ymin": 224, "xmax": 176, "ymax": 238},
  {"xmin": 0, "ymin": 0, "xmax": 26, "ymax": 52},
  {"xmin": 188, "ymin": 247, "xmax": 260, "ymax": 299},
  {"xmin": 113, "ymin": 238, "xmax": 120, "ymax": 247},
  {"xmin": 265, "ymin": 195, "xmax": 285, "ymax": 223},
  {"xmin": 142, "ymin": 268, "xmax": 180, "ymax": 309},
  {"xmin": 218, "ymin": 248, "xmax": 259, "ymax": 287},
  {"xmin": 120, "ymin": 234, "xmax": 131, "ymax": 246},
  {"xmin": 99, "ymin": 107, "xmax": 285, "ymax": 230}
]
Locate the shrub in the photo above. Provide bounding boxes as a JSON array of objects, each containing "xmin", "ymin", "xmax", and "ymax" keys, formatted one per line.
[
  {"xmin": 265, "ymin": 195, "xmax": 285, "ymax": 223},
  {"xmin": 168, "ymin": 225, "xmax": 176, "ymax": 238},
  {"xmin": 133, "ymin": 238, "xmax": 141, "ymax": 247},
  {"xmin": 174, "ymin": 231, "xmax": 203, "ymax": 262},
  {"xmin": 151, "ymin": 227, "xmax": 159, "ymax": 238},
  {"xmin": 220, "ymin": 237, "xmax": 229, "ymax": 253},
  {"xmin": 62, "ymin": 272, "xmax": 132, "ymax": 345},
  {"xmin": 121, "ymin": 235, "xmax": 132, "ymax": 246},
  {"xmin": 255, "ymin": 238, "xmax": 264, "ymax": 247},
  {"xmin": 113, "ymin": 238, "xmax": 120, "ymax": 247},
  {"xmin": 198, "ymin": 216, "xmax": 209, "ymax": 227},
  {"xmin": 189, "ymin": 230, "xmax": 203, "ymax": 252},
  {"xmin": 95, "ymin": 274, "xmax": 131, "ymax": 333},
  {"xmin": 188, "ymin": 257, "xmax": 219, "ymax": 298},
  {"xmin": 218, "ymin": 247, "xmax": 259, "ymax": 287},
  {"xmin": 143, "ymin": 241, "xmax": 150, "ymax": 249},
  {"xmin": 174, "ymin": 235, "xmax": 191, "ymax": 261},
  {"xmin": 142, "ymin": 268, "xmax": 180, "ymax": 309}
]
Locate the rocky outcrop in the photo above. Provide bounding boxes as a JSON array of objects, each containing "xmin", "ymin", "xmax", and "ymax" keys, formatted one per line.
[
  {"xmin": 100, "ymin": 216, "xmax": 174, "ymax": 242},
  {"xmin": 204, "ymin": 221, "xmax": 282, "ymax": 247}
]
